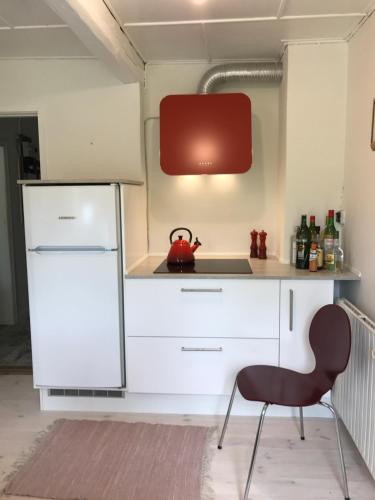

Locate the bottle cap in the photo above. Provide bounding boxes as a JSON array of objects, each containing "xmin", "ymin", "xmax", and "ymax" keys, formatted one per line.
[
  {"xmin": 328, "ymin": 209, "xmax": 334, "ymax": 217},
  {"xmin": 310, "ymin": 215, "xmax": 315, "ymax": 222}
]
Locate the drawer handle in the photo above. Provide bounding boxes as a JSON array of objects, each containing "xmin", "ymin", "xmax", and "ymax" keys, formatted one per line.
[
  {"xmin": 181, "ymin": 347, "xmax": 223, "ymax": 352},
  {"xmin": 289, "ymin": 289, "xmax": 294, "ymax": 332},
  {"xmin": 180, "ymin": 288, "xmax": 223, "ymax": 293}
]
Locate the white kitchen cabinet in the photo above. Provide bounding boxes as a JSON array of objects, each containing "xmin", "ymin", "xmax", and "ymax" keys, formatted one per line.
[
  {"xmin": 125, "ymin": 279, "xmax": 279, "ymax": 339},
  {"xmin": 125, "ymin": 278, "xmax": 280, "ymax": 395},
  {"xmin": 279, "ymin": 280, "xmax": 334, "ymax": 373},
  {"xmin": 126, "ymin": 337, "xmax": 279, "ymax": 395}
]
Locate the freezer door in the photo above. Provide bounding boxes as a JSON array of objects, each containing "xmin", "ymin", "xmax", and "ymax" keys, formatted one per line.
[
  {"xmin": 27, "ymin": 250, "xmax": 123, "ymax": 388},
  {"xmin": 23, "ymin": 185, "xmax": 119, "ymax": 249}
]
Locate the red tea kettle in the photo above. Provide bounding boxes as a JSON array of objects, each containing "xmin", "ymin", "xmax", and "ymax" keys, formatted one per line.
[{"xmin": 167, "ymin": 227, "xmax": 201, "ymax": 264}]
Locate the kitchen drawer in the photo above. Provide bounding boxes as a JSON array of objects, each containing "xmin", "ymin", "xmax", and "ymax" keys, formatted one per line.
[
  {"xmin": 125, "ymin": 279, "xmax": 279, "ymax": 338},
  {"xmin": 126, "ymin": 337, "xmax": 279, "ymax": 395}
]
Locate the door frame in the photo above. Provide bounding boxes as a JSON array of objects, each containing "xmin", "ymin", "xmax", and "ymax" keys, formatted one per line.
[
  {"xmin": 0, "ymin": 142, "xmax": 17, "ymax": 324},
  {"xmin": 0, "ymin": 111, "xmax": 46, "ymax": 179}
]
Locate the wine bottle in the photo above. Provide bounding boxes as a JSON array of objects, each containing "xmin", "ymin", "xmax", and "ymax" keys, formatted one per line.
[
  {"xmin": 323, "ymin": 210, "xmax": 336, "ymax": 271},
  {"xmin": 296, "ymin": 215, "xmax": 311, "ymax": 269},
  {"xmin": 309, "ymin": 215, "xmax": 318, "ymax": 244},
  {"xmin": 291, "ymin": 225, "xmax": 299, "ymax": 266},
  {"xmin": 316, "ymin": 228, "xmax": 324, "ymax": 270}
]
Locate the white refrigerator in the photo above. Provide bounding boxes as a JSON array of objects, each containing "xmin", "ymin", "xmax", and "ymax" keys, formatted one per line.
[{"xmin": 23, "ymin": 184, "xmax": 124, "ymax": 389}]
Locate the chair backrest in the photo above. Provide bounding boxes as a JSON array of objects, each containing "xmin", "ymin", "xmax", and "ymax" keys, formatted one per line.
[{"xmin": 309, "ymin": 304, "xmax": 351, "ymax": 386}]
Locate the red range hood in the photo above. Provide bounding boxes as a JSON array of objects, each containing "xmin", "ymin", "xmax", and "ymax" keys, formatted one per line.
[{"xmin": 159, "ymin": 93, "xmax": 252, "ymax": 175}]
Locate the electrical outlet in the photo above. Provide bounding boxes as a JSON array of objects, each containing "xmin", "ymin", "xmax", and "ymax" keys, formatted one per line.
[{"xmin": 336, "ymin": 210, "xmax": 346, "ymax": 225}]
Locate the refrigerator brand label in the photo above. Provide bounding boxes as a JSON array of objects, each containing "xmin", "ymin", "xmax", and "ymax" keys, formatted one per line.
[{"xmin": 58, "ymin": 216, "xmax": 77, "ymax": 220}]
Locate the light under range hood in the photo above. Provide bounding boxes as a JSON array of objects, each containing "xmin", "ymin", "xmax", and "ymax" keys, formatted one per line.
[{"xmin": 159, "ymin": 93, "xmax": 252, "ymax": 175}]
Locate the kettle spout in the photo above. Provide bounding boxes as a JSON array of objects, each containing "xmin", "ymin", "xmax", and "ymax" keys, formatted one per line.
[{"xmin": 191, "ymin": 237, "xmax": 202, "ymax": 253}]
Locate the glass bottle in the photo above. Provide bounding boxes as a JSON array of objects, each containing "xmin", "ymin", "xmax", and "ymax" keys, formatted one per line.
[
  {"xmin": 296, "ymin": 215, "xmax": 311, "ymax": 269},
  {"xmin": 316, "ymin": 228, "xmax": 324, "ymax": 270},
  {"xmin": 291, "ymin": 225, "xmax": 299, "ymax": 266},
  {"xmin": 334, "ymin": 230, "xmax": 344, "ymax": 272},
  {"xmin": 323, "ymin": 210, "xmax": 336, "ymax": 272},
  {"xmin": 309, "ymin": 215, "xmax": 318, "ymax": 244},
  {"xmin": 309, "ymin": 242, "xmax": 318, "ymax": 272}
]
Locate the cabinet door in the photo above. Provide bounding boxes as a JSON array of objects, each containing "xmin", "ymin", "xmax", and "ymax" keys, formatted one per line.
[
  {"xmin": 126, "ymin": 337, "xmax": 279, "ymax": 395},
  {"xmin": 280, "ymin": 280, "xmax": 334, "ymax": 373},
  {"xmin": 125, "ymin": 279, "xmax": 279, "ymax": 339}
]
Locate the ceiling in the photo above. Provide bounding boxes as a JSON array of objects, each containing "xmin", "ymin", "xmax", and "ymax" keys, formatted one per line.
[
  {"xmin": 0, "ymin": 0, "xmax": 90, "ymax": 58},
  {"xmin": 0, "ymin": 0, "xmax": 374, "ymax": 62},
  {"xmin": 108, "ymin": 0, "xmax": 375, "ymax": 62}
]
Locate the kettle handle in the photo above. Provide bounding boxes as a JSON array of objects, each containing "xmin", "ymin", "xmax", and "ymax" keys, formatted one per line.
[{"xmin": 169, "ymin": 227, "xmax": 192, "ymax": 244}]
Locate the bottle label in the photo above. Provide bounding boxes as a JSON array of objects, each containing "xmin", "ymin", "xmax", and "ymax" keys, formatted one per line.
[
  {"xmin": 325, "ymin": 253, "xmax": 334, "ymax": 264},
  {"xmin": 297, "ymin": 243, "xmax": 307, "ymax": 260},
  {"xmin": 325, "ymin": 252, "xmax": 335, "ymax": 271},
  {"xmin": 324, "ymin": 238, "xmax": 334, "ymax": 248},
  {"xmin": 296, "ymin": 240, "xmax": 310, "ymax": 269},
  {"xmin": 309, "ymin": 250, "xmax": 317, "ymax": 261}
]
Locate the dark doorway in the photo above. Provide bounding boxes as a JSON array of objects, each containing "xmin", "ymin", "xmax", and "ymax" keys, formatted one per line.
[{"xmin": 0, "ymin": 116, "xmax": 40, "ymax": 373}]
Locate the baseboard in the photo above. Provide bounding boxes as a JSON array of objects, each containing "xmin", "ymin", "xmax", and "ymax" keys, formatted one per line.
[{"xmin": 39, "ymin": 390, "xmax": 332, "ymax": 418}]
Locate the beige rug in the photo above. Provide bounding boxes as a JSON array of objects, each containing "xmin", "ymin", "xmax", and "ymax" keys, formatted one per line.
[{"xmin": 4, "ymin": 419, "xmax": 213, "ymax": 500}]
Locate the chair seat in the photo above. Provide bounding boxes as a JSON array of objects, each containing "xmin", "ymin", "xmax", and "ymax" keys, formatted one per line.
[{"xmin": 237, "ymin": 365, "xmax": 330, "ymax": 407}]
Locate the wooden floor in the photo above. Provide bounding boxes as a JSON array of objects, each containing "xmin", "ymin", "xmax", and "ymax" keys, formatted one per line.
[{"xmin": 0, "ymin": 375, "xmax": 374, "ymax": 500}]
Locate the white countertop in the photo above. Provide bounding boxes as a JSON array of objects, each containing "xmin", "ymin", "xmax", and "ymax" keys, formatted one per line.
[
  {"xmin": 18, "ymin": 179, "xmax": 143, "ymax": 186},
  {"xmin": 126, "ymin": 255, "xmax": 360, "ymax": 280}
]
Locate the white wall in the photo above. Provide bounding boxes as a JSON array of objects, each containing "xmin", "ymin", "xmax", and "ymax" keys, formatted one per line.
[
  {"xmin": 342, "ymin": 14, "xmax": 375, "ymax": 319},
  {"xmin": 277, "ymin": 50, "xmax": 289, "ymax": 260},
  {"xmin": 278, "ymin": 43, "xmax": 348, "ymax": 262},
  {"xmin": 144, "ymin": 63, "xmax": 280, "ymax": 255},
  {"xmin": 0, "ymin": 59, "xmax": 144, "ymax": 182}
]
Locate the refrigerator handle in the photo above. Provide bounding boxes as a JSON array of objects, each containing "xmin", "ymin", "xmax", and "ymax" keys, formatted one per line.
[{"xmin": 28, "ymin": 246, "xmax": 118, "ymax": 254}]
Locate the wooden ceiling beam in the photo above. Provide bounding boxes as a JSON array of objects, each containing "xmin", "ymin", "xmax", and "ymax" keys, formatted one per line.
[{"xmin": 45, "ymin": 0, "xmax": 144, "ymax": 84}]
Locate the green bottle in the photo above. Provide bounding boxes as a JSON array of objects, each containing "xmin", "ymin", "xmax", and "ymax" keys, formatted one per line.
[
  {"xmin": 309, "ymin": 215, "xmax": 318, "ymax": 244},
  {"xmin": 296, "ymin": 215, "xmax": 311, "ymax": 269},
  {"xmin": 323, "ymin": 210, "xmax": 336, "ymax": 271}
]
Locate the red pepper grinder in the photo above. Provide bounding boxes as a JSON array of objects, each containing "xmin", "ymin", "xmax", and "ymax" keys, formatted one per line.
[
  {"xmin": 258, "ymin": 230, "xmax": 267, "ymax": 259},
  {"xmin": 250, "ymin": 230, "xmax": 258, "ymax": 258}
]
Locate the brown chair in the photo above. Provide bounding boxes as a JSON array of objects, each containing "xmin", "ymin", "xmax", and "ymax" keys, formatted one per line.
[{"xmin": 218, "ymin": 304, "xmax": 351, "ymax": 500}]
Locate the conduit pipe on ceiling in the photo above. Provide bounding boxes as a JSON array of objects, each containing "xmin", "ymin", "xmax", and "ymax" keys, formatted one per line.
[{"xmin": 197, "ymin": 62, "xmax": 283, "ymax": 94}]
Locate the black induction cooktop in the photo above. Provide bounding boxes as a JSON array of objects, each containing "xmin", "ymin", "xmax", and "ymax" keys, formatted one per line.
[{"xmin": 153, "ymin": 258, "xmax": 252, "ymax": 274}]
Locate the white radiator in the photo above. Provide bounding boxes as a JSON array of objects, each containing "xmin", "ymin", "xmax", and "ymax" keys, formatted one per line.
[{"xmin": 333, "ymin": 299, "xmax": 375, "ymax": 480}]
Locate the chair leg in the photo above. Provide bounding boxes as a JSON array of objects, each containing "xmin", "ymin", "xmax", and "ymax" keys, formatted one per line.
[
  {"xmin": 243, "ymin": 403, "xmax": 269, "ymax": 500},
  {"xmin": 218, "ymin": 380, "xmax": 237, "ymax": 450},
  {"xmin": 299, "ymin": 407, "xmax": 305, "ymax": 440},
  {"xmin": 319, "ymin": 401, "xmax": 350, "ymax": 500}
]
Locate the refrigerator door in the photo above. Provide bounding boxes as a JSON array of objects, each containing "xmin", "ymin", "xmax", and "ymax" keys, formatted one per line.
[
  {"xmin": 23, "ymin": 185, "xmax": 119, "ymax": 249},
  {"xmin": 27, "ymin": 249, "xmax": 123, "ymax": 388}
]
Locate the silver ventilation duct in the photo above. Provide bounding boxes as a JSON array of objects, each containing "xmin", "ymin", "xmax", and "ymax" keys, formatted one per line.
[{"xmin": 197, "ymin": 62, "xmax": 283, "ymax": 94}]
